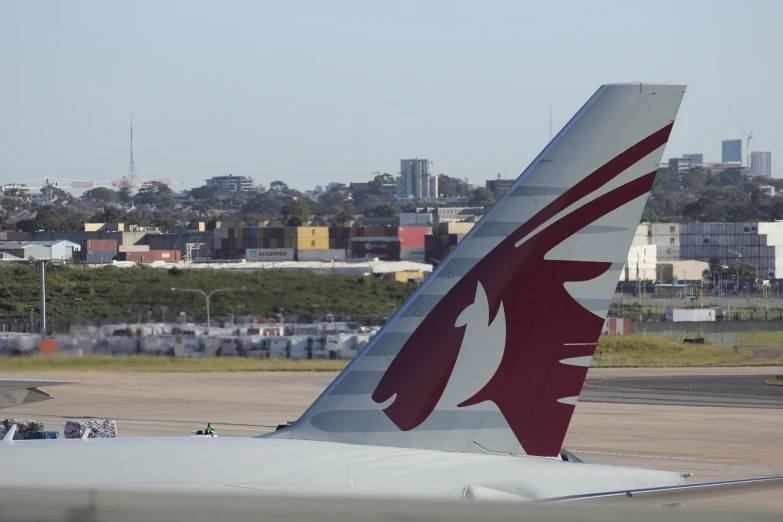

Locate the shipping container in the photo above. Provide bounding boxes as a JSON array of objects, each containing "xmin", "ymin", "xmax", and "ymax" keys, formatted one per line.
[
  {"xmin": 328, "ymin": 226, "xmax": 351, "ymax": 239},
  {"xmin": 0, "ymin": 231, "xmax": 29, "ymax": 241},
  {"xmin": 350, "ymin": 239, "xmax": 401, "ymax": 251},
  {"xmin": 81, "ymin": 239, "xmax": 118, "ymax": 253},
  {"xmin": 400, "ymin": 248, "xmax": 426, "ymax": 261},
  {"xmin": 435, "ymin": 222, "xmax": 475, "ymax": 235},
  {"xmin": 400, "ymin": 213, "xmax": 433, "ymax": 226},
  {"xmin": 388, "ymin": 270, "xmax": 428, "ymax": 283},
  {"xmin": 119, "ymin": 250, "xmax": 182, "ymax": 262},
  {"xmin": 658, "ymin": 260, "xmax": 708, "ymax": 280},
  {"xmin": 651, "ymin": 223, "xmax": 680, "ymax": 236},
  {"xmin": 80, "ymin": 250, "xmax": 116, "ymax": 264},
  {"xmin": 758, "ymin": 222, "xmax": 783, "ymax": 235},
  {"xmin": 656, "ymin": 244, "xmax": 680, "ymax": 259},
  {"xmin": 651, "ymin": 235, "xmax": 679, "ymax": 246},
  {"xmin": 289, "ymin": 237, "xmax": 330, "ymax": 250},
  {"xmin": 284, "ymin": 227, "xmax": 329, "ymax": 238},
  {"xmin": 241, "ymin": 238, "xmax": 261, "ymax": 248},
  {"xmin": 296, "ymin": 249, "xmax": 347, "ymax": 261},
  {"xmin": 245, "ymin": 248, "xmax": 296, "ymax": 262},
  {"xmin": 329, "ymin": 238, "xmax": 350, "ymax": 250},
  {"xmin": 397, "ymin": 226, "xmax": 430, "ymax": 249},
  {"xmin": 350, "ymin": 238, "xmax": 401, "ymax": 259},
  {"xmin": 664, "ymin": 308, "xmax": 716, "ymax": 322},
  {"xmin": 118, "ymin": 244, "xmax": 150, "ymax": 253},
  {"xmin": 262, "ymin": 227, "xmax": 285, "ymax": 239}
]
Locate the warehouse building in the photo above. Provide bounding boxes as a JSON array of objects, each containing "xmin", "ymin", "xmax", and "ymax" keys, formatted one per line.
[
  {"xmin": 632, "ymin": 221, "xmax": 783, "ymax": 279},
  {"xmin": 0, "ymin": 240, "xmax": 81, "ymax": 261}
]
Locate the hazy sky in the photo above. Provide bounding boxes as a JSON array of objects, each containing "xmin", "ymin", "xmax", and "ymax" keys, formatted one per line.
[{"xmin": 1, "ymin": 0, "xmax": 780, "ymax": 191}]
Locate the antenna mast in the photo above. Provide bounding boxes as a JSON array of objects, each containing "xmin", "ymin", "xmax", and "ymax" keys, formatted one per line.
[{"xmin": 126, "ymin": 115, "xmax": 137, "ymax": 190}]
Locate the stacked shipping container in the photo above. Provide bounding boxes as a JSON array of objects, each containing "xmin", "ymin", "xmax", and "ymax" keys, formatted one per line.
[
  {"xmin": 349, "ymin": 226, "xmax": 401, "ymax": 261},
  {"xmin": 329, "ymin": 226, "xmax": 351, "ymax": 250},
  {"xmin": 651, "ymin": 223, "xmax": 680, "ymax": 261},
  {"xmin": 681, "ymin": 222, "xmax": 783, "ymax": 278},
  {"xmin": 423, "ymin": 222, "xmax": 475, "ymax": 263},
  {"xmin": 79, "ymin": 239, "xmax": 118, "ymax": 265},
  {"xmin": 211, "ymin": 226, "xmax": 343, "ymax": 260},
  {"xmin": 117, "ymin": 250, "xmax": 181, "ymax": 262},
  {"xmin": 633, "ymin": 221, "xmax": 783, "ymax": 278},
  {"xmin": 397, "ymin": 226, "xmax": 429, "ymax": 261}
]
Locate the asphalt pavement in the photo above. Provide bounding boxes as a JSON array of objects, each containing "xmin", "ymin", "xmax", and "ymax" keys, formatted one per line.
[{"xmin": 582, "ymin": 375, "xmax": 783, "ymax": 409}]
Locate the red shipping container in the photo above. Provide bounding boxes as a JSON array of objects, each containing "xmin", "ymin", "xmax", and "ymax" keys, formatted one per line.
[
  {"xmin": 121, "ymin": 250, "xmax": 181, "ymax": 262},
  {"xmin": 151, "ymin": 249, "xmax": 181, "ymax": 261},
  {"xmin": 397, "ymin": 226, "xmax": 428, "ymax": 249},
  {"xmin": 81, "ymin": 239, "xmax": 118, "ymax": 252},
  {"xmin": 383, "ymin": 226, "xmax": 399, "ymax": 237}
]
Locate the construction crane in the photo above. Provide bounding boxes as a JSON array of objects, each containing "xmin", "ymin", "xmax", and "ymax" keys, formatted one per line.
[{"xmin": 726, "ymin": 105, "xmax": 753, "ymax": 167}]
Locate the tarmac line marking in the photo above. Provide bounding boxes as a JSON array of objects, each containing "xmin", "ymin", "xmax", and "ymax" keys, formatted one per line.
[{"xmin": 572, "ymin": 450, "xmax": 738, "ymax": 463}]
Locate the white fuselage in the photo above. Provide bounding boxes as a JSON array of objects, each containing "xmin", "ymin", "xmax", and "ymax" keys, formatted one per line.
[{"xmin": 1, "ymin": 437, "xmax": 685, "ymax": 500}]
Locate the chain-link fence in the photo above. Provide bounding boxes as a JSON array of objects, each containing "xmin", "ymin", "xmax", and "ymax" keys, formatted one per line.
[
  {"xmin": 610, "ymin": 292, "xmax": 783, "ymax": 322},
  {"xmin": 634, "ymin": 329, "xmax": 740, "ymax": 349}
]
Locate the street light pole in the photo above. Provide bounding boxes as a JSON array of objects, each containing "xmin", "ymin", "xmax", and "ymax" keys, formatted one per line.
[
  {"xmin": 171, "ymin": 286, "xmax": 246, "ymax": 334},
  {"xmin": 74, "ymin": 298, "xmax": 82, "ymax": 324}
]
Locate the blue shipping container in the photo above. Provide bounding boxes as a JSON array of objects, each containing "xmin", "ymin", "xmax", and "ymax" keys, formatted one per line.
[{"xmin": 83, "ymin": 250, "xmax": 115, "ymax": 264}]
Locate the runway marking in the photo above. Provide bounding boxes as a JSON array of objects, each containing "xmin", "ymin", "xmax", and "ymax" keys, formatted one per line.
[{"xmin": 571, "ymin": 450, "xmax": 739, "ymax": 463}]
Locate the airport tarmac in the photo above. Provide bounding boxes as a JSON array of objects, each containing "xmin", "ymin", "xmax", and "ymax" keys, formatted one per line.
[{"xmin": 2, "ymin": 366, "xmax": 782, "ymax": 511}]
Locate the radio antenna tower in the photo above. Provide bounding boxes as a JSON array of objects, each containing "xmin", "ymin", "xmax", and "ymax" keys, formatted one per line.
[{"xmin": 125, "ymin": 115, "xmax": 137, "ymax": 190}]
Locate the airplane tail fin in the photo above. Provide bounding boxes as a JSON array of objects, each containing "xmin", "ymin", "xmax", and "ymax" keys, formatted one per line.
[{"xmin": 268, "ymin": 82, "xmax": 686, "ymax": 457}]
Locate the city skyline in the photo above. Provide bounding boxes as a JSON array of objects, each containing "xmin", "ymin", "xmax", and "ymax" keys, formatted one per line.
[{"xmin": 1, "ymin": 0, "xmax": 781, "ymax": 190}]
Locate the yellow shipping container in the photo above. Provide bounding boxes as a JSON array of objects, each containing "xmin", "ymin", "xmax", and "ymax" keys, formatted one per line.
[
  {"xmin": 390, "ymin": 271, "xmax": 428, "ymax": 283},
  {"xmin": 295, "ymin": 237, "xmax": 330, "ymax": 250},
  {"xmin": 284, "ymin": 227, "xmax": 329, "ymax": 239},
  {"xmin": 436, "ymin": 222, "xmax": 475, "ymax": 235}
]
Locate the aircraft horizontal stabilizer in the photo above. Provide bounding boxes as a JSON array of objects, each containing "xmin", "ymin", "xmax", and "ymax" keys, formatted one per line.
[
  {"xmin": 538, "ymin": 475, "xmax": 783, "ymax": 506},
  {"xmin": 0, "ymin": 379, "xmax": 75, "ymax": 410}
]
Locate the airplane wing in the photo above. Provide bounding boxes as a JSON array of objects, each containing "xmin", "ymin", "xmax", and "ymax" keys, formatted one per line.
[
  {"xmin": 0, "ymin": 379, "xmax": 75, "ymax": 410},
  {"xmin": 0, "ymin": 487, "xmax": 782, "ymax": 522},
  {"xmin": 539, "ymin": 475, "xmax": 783, "ymax": 506}
]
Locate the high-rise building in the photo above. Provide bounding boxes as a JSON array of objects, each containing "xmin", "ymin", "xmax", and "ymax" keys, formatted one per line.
[
  {"xmin": 668, "ymin": 157, "xmax": 691, "ymax": 173},
  {"xmin": 486, "ymin": 178, "xmax": 514, "ymax": 199},
  {"xmin": 206, "ymin": 174, "xmax": 255, "ymax": 192},
  {"xmin": 750, "ymin": 151, "xmax": 772, "ymax": 178},
  {"xmin": 721, "ymin": 139, "xmax": 742, "ymax": 164},
  {"xmin": 682, "ymin": 153, "xmax": 703, "ymax": 164},
  {"xmin": 399, "ymin": 159, "xmax": 438, "ymax": 199}
]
